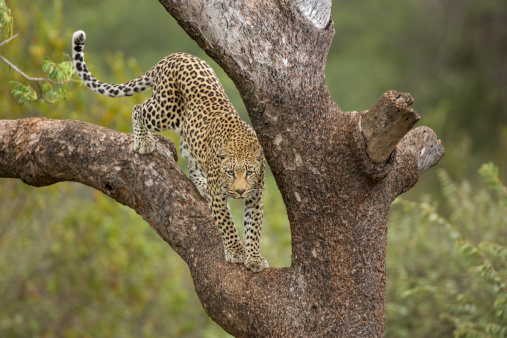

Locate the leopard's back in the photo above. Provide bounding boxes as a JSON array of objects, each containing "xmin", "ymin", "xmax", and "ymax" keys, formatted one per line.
[{"xmin": 147, "ymin": 53, "xmax": 245, "ymax": 164}]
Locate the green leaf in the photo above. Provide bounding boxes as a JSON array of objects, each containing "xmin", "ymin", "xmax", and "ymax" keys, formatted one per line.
[{"xmin": 0, "ymin": 0, "xmax": 13, "ymax": 33}]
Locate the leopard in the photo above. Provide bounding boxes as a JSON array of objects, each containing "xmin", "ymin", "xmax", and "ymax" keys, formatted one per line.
[{"xmin": 72, "ymin": 30, "xmax": 268, "ymax": 272}]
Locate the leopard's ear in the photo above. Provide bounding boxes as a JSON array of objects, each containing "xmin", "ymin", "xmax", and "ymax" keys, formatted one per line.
[
  {"xmin": 253, "ymin": 147, "xmax": 264, "ymax": 161},
  {"xmin": 217, "ymin": 148, "xmax": 228, "ymax": 159}
]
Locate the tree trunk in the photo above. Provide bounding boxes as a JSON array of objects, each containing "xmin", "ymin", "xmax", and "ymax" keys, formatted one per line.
[{"xmin": 0, "ymin": 0, "xmax": 444, "ymax": 336}]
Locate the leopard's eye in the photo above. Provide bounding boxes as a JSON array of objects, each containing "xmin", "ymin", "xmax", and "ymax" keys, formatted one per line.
[
  {"xmin": 246, "ymin": 170, "xmax": 254, "ymax": 176},
  {"xmin": 226, "ymin": 169, "xmax": 234, "ymax": 176}
]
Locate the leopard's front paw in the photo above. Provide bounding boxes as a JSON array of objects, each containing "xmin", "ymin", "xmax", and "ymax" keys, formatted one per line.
[
  {"xmin": 134, "ymin": 135, "xmax": 156, "ymax": 154},
  {"xmin": 244, "ymin": 256, "xmax": 268, "ymax": 272},
  {"xmin": 225, "ymin": 245, "xmax": 246, "ymax": 264}
]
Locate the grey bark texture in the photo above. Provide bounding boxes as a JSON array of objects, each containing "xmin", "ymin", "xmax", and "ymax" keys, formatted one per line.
[{"xmin": 0, "ymin": 1, "xmax": 444, "ymax": 336}]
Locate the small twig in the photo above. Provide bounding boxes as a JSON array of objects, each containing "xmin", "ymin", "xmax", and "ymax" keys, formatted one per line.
[
  {"xmin": 0, "ymin": 53, "xmax": 66, "ymax": 85},
  {"xmin": 0, "ymin": 32, "xmax": 19, "ymax": 47},
  {"xmin": 33, "ymin": 80, "xmax": 55, "ymax": 103}
]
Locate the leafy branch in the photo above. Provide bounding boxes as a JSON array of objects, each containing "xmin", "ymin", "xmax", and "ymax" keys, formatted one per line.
[
  {"xmin": 0, "ymin": 0, "xmax": 13, "ymax": 34},
  {"xmin": 0, "ymin": 0, "xmax": 75, "ymax": 103},
  {"xmin": 479, "ymin": 162, "xmax": 507, "ymax": 207},
  {"xmin": 395, "ymin": 197, "xmax": 506, "ymax": 295}
]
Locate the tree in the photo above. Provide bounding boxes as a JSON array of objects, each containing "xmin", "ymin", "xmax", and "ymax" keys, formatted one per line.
[{"xmin": 0, "ymin": 0, "xmax": 445, "ymax": 336}]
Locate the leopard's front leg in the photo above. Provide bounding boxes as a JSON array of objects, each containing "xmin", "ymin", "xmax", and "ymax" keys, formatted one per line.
[
  {"xmin": 243, "ymin": 190, "xmax": 268, "ymax": 272},
  {"xmin": 210, "ymin": 195, "xmax": 246, "ymax": 264}
]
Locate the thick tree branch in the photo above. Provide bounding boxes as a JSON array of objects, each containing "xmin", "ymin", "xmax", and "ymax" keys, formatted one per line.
[
  {"xmin": 0, "ymin": 117, "xmax": 306, "ymax": 337},
  {"xmin": 0, "ymin": 117, "xmax": 231, "ymax": 260}
]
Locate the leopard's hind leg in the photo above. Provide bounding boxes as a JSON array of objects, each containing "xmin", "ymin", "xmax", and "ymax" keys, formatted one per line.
[
  {"xmin": 132, "ymin": 98, "xmax": 158, "ymax": 154},
  {"xmin": 132, "ymin": 91, "xmax": 184, "ymax": 154}
]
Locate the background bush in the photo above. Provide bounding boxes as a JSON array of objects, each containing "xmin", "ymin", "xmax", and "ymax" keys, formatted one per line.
[{"xmin": 387, "ymin": 164, "xmax": 507, "ymax": 337}]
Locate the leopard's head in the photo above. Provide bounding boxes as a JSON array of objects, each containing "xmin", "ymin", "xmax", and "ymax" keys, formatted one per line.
[{"xmin": 218, "ymin": 145, "xmax": 264, "ymax": 199}]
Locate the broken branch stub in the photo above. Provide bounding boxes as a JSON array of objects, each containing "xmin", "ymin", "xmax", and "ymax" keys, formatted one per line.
[
  {"xmin": 361, "ymin": 90, "xmax": 421, "ymax": 164},
  {"xmin": 399, "ymin": 126, "xmax": 445, "ymax": 174}
]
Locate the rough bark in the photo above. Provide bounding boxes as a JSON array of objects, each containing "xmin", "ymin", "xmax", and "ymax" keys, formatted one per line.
[{"xmin": 0, "ymin": 1, "xmax": 445, "ymax": 336}]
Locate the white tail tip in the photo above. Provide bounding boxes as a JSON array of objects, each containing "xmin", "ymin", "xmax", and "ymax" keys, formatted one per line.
[{"xmin": 73, "ymin": 30, "xmax": 86, "ymax": 45}]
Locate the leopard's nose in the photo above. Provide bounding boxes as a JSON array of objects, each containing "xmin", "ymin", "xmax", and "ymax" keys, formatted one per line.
[{"xmin": 236, "ymin": 189, "xmax": 246, "ymax": 195}]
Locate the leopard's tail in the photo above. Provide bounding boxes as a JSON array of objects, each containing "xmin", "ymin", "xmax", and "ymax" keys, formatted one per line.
[{"xmin": 72, "ymin": 30, "xmax": 156, "ymax": 97}]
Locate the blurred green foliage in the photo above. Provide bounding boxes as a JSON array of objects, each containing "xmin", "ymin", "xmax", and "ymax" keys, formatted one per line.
[
  {"xmin": 0, "ymin": 182, "xmax": 215, "ymax": 337},
  {"xmin": 328, "ymin": 0, "xmax": 507, "ymax": 186},
  {"xmin": 0, "ymin": 0, "xmax": 506, "ymax": 336},
  {"xmin": 388, "ymin": 164, "xmax": 507, "ymax": 337}
]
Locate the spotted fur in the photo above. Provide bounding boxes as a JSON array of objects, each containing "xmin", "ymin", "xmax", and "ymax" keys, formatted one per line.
[{"xmin": 72, "ymin": 30, "xmax": 268, "ymax": 272}]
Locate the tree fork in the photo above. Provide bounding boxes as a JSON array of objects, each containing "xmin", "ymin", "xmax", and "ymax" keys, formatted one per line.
[
  {"xmin": 157, "ymin": 1, "xmax": 445, "ymax": 335},
  {"xmin": 0, "ymin": 0, "xmax": 445, "ymax": 336}
]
